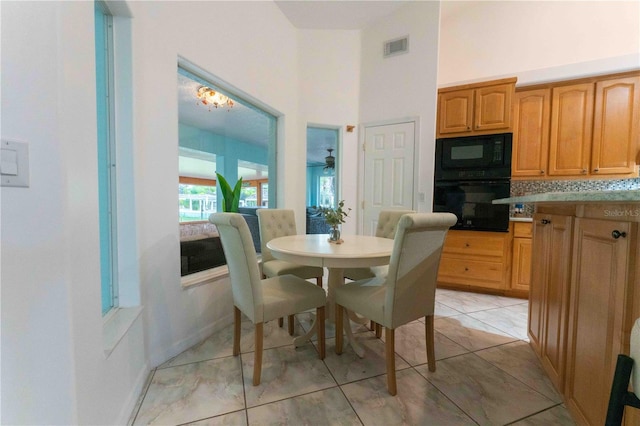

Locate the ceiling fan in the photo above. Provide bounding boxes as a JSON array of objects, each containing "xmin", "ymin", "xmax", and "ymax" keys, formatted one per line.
[{"xmin": 324, "ymin": 148, "xmax": 335, "ymax": 170}]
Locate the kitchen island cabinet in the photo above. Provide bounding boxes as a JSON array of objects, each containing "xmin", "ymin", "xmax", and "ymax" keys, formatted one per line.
[
  {"xmin": 565, "ymin": 215, "xmax": 635, "ymax": 425},
  {"xmin": 494, "ymin": 191, "xmax": 640, "ymax": 425},
  {"xmin": 528, "ymin": 213, "xmax": 573, "ymax": 393}
]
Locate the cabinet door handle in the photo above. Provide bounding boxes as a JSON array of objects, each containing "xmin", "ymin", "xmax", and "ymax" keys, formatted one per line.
[
  {"xmin": 464, "ymin": 267, "xmax": 469, "ymax": 272},
  {"xmin": 594, "ymin": 168, "xmax": 599, "ymax": 173},
  {"xmin": 541, "ymin": 219, "xmax": 551, "ymax": 225},
  {"xmin": 581, "ymin": 169, "xmax": 587, "ymax": 174},
  {"xmin": 465, "ymin": 243, "xmax": 470, "ymax": 247},
  {"xmin": 612, "ymin": 230, "xmax": 627, "ymax": 239},
  {"xmin": 540, "ymin": 170, "xmax": 545, "ymax": 174}
]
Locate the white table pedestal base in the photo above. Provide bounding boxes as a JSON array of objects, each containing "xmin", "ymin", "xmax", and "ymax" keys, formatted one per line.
[{"xmin": 292, "ymin": 267, "xmax": 365, "ymax": 358}]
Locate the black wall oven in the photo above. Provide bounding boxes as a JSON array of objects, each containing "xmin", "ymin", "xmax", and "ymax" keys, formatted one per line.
[{"xmin": 433, "ymin": 133, "xmax": 512, "ymax": 232}]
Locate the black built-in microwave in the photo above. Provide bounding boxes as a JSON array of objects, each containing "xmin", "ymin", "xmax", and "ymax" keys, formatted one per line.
[
  {"xmin": 435, "ymin": 133, "xmax": 512, "ymax": 181},
  {"xmin": 433, "ymin": 133, "xmax": 512, "ymax": 232}
]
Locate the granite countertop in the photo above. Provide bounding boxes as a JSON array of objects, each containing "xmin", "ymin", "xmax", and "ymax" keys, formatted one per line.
[{"xmin": 494, "ymin": 189, "xmax": 640, "ymax": 205}]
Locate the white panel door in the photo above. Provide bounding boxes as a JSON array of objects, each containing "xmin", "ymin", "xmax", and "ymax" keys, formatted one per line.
[{"xmin": 362, "ymin": 122, "xmax": 415, "ymax": 235}]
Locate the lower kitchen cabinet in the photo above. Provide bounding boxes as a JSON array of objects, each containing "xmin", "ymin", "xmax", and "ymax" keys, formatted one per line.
[
  {"xmin": 528, "ymin": 213, "xmax": 573, "ymax": 392},
  {"xmin": 437, "ymin": 221, "xmax": 532, "ymax": 298},
  {"xmin": 511, "ymin": 222, "xmax": 533, "ymax": 292},
  {"xmin": 527, "ymin": 203, "xmax": 640, "ymax": 425},
  {"xmin": 437, "ymin": 228, "xmax": 511, "ymax": 291},
  {"xmin": 565, "ymin": 217, "xmax": 635, "ymax": 425}
]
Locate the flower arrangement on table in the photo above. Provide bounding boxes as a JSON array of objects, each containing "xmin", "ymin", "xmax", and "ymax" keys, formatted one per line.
[{"xmin": 313, "ymin": 200, "xmax": 352, "ymax": 244}]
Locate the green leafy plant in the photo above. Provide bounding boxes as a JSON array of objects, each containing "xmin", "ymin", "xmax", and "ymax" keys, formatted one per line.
[
  {"xmin": 216, "ymin": 172, "xmax": 242, "ymax": 212},
  {"xmin": 314, "ymin": 200, "xmax": 351, "ymax": 227}
]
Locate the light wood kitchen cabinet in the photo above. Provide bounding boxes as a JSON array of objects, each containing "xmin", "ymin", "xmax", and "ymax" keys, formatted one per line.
[
  {"xmin": 591, "ymin": 76, "xmax": 640, "ymax": 176},
  {"xmin": 522, "ymin": 201, "xmax": 640, "ymax": 426},
  {"xmin": 474, "ymin": 83, "xmax": 514, "ymax": 132},
  {"xmin": 528, "ymin": 214, "xmax": 573, "ymax": 392},
  {"xmin": 548, "ymin": 83, "xmax": 594, "ymax": 176},
  {"xmin": 437, "ymin": 229, "xmax": 512, "ymax": 291},
  {"xmin": 437, "ymin": 78, "xmax": 516, "ymax": 138},
  {"xmin": 510, "ymin": 222, "xmax": 533, "ymax": 292},
  {"xmin": 511, "ymin": 71, "xmax": 640, "ymax": 180},
  {"xmin": 438, "ymin": 89, "xmax": 474, "ymax": 135},
  {"xmin": 564, "ymin": 217, "xmax": 636, "ymax": 425},
  {"xmin": 511, "ymin": 88, "xmax": 550, "ymax": 177}
]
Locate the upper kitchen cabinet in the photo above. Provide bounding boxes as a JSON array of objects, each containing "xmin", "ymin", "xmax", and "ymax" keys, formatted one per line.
[
  {"xmin": 512, "ymin": 88, "xmax": 551, "ymax": 177},
  {"xmin": 512, "ymin": 71, "xmax": 640, "ymax": 179},
  {"xmin": 437, "ymin": 77, "xmax": 516, "ymax": 138},
  {"xmin": 591, "ymin": 76, "xmax": 640, "ymax": 176},
  {"xmin": 549, "ymin": 83, "xmax": 594, "ymax": 176}
]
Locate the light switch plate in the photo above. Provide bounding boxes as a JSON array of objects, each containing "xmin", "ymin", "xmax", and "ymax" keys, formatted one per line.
[{"xmin": 1, "ymin": 139, "xmax": 29, "ymax": 187}]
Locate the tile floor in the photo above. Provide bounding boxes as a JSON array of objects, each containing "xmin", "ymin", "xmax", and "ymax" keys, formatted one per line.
[{"xmin": 129, "ymin": 289, "xmax": 576, "ymax": 425}]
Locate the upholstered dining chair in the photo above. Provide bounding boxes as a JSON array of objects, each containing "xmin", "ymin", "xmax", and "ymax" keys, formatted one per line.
[
  {"xmin": 343, "ymin": 209, "xmax": 415, "ymax": 337},
  {"xmin": 209, "ymin": 213, "xmax": 326, "ymax": 386},
  {"xmin": 606, "ymin": 318, "xmax": 640, "ymax": 425},
  {"xmin": 257, "ymin": 209, "xmax": 325, "ymax": 334},
  {"xmin": 335, "ymin": 212, "xmax": 457, "ymax": 395}
]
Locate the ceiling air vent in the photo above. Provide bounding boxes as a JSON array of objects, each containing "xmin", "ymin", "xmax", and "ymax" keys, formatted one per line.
[{"xmin": 383, "ymin": 36, "xmax": 409, "ymax": 58}]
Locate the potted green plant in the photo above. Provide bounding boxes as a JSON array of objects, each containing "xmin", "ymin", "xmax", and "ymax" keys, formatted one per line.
[
  {"xmin": 216, "ymin": 172, "xmax": 242, "ymax": 213},
  {"xmin": 314, "ymin": 200, "xmax": 351, "ymax": 243}
]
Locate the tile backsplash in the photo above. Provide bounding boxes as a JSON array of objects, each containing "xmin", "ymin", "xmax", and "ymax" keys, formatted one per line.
[{"xmin": 510, "ymin": 177, "xmax": 640, "ymax": 217}]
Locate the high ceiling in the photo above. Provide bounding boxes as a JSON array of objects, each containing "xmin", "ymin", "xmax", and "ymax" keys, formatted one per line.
[
  {"xmin": 178, "ymin": 1, "xmax": 416, "ymax": 179},
  {"xmin": 274, "ymin": 1, "xmax": 409, "ymax": 30}
]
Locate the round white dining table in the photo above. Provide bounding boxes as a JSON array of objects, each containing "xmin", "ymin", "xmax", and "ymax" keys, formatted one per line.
[{"xmin": 266, "ymin": 233, "xmax": 394, "ymax": 357}]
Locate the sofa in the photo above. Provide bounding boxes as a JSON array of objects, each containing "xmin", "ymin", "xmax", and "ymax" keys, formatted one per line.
[
  {"xmin": 306, "ymin": 207, "xmax": 331, "ymax": 234},
  {"xmin": 237, "ymin": 207, "xmax": 263, "ymax": 253}
]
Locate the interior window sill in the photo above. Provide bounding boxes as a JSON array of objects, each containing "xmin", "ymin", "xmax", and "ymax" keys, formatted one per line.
[
  {"xmin": 102, "ymin": 305, "xmax": 144, "ymax": 358},
  {"xmin": 181, "ymin": 256, "xmax": 261, "ymax": 289},
  {"xmin": 181, "ymin": 265, "xmax": 229, "ymax": 289}
]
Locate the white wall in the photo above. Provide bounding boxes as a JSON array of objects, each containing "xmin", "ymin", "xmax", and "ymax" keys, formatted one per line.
[
  {"xmin": 297, "ymin": 29, "xmax": 361, "ymax": 235},
  {"xmin": 438, "ymin": 1, "xmax": 640, "ymax": 86},
  {"xmin": 1, "ymin": 1, "xmax": 146, "ymax": 424},
  {"xmin": 360, "ymin": 1, "xmax": 442, "ymax": 211},
  {"xmin": 128, "ymin": 1, "xmax": 303, "ymax": 368}
]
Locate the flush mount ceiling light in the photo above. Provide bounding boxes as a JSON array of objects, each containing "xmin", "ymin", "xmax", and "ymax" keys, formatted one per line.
[
  {"xmin": 196, "ymin": 86, "xmax": 234, "ymax": 111},
  {"xmin": 324, "ymin": 148, "xmax": 335, "ymax": 170}
]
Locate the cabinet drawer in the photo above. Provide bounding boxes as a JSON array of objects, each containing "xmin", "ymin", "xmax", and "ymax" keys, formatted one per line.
[
  {"xmin": 438, "ymin": 256, "xmax": 505, "ymax": 288},
  {"xmin": 513, "ymin": 222, "xmax": 533, "ymax": 238},
  {"xmin": 443, "ymin": 232, "xmax": 506, "ymax": 258}
]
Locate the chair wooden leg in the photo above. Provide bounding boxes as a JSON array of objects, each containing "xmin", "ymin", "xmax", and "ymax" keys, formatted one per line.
[
  {"xmin": 385, "ymin": 327, "xmax": 397, "ymax": 396},
  {"xmin": 288, "ymin": 315, "xmax": 295, "ymax": 335},
  {"xmin": 253, "ymin": 322, "xmax": 264, "ymax": 386},
  {"xmin": 425, "ymin": 315, "xmax": 436, "ymax": 372},
  {"xmin": 335, "ymin": 304, "xmax": 344, "ymax": 355},
  {"xmin": 233, "ymin": 306, "xmax": 241, "ymax": 356},
  {"xmin": 369, "ymin": 320, "xmax": 375, "ymax": 331},
  {"xmin": 375, "ymin": 323, "xmax": 382, "ymax": 338},
  {"xmin": 317, "ymin": 306, "xmax": 325, "ymax": 359},
  {"xmin": 265, "ymin": 274, "xmax": 284, "ymax": 328},
  {"xmin": 316, "ymin": 276, "xmax": 323, "ymax": 288}
]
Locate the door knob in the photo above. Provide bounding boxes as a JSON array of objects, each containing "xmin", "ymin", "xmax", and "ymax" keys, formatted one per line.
[
  {"xmin": 612, "ymin": 230, "xmax": 627, "ymax": 239},
  {"xmin": 541, "ymin": 219, "xmax": 551, "ymax": 225}
]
